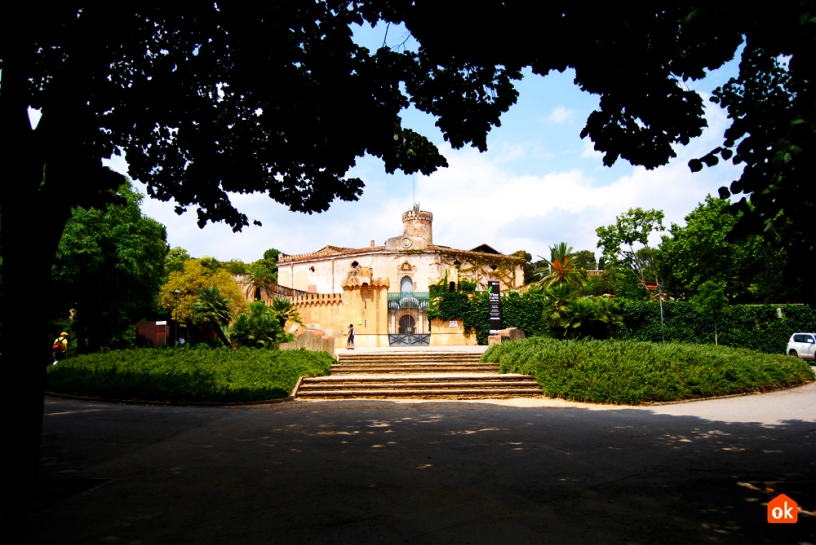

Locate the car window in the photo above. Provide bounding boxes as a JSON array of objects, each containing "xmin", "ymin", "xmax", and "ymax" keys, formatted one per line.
[{"xmin": 793, "ymin": 334, "xmax": 807, "ymax": 343}]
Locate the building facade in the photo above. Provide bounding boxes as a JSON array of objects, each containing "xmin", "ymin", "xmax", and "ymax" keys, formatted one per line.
[{"xmin": 276, "ymin": 210, "xmax": 525, "ymax": 347}]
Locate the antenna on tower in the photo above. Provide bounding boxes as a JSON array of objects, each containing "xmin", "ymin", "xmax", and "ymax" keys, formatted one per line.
[{"xmin": 412, "ymin": 173, "xmax": 416, "ymax": 208}]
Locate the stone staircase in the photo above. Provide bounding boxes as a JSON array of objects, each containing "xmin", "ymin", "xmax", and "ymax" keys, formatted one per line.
[{"xmin": 294, "ymin": 351, "xmax": 541, "ymax": 399}]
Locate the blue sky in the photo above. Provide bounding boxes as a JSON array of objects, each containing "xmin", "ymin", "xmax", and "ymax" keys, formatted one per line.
[{"xmin": 103, "ymin": 23, "xmax": 745, "ymax": 264}]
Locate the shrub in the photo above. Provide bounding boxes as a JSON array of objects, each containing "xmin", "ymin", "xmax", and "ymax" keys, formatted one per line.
[
  {"xmin": 482, "ymin": 337, "xmax": 814, "ymax": 405},
  {"xmin": 618, "ymin": 302, "xmax": 816, "ymax": 353},
  {"xmin": 230, "ymin": 301, "xmax": 286, "ymax": 348},
  {"xmin": 46, "ymin": 347, "xmax": 333, "ymax": 403}
]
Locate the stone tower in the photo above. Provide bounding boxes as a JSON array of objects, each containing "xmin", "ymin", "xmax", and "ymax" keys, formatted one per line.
[{"xmin": 402, "ymin": 210, "xmax": 433, "ymax": 244}]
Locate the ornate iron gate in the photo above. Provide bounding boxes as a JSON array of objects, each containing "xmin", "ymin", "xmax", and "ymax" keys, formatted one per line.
[{"xmin": 387, "ymin": 292, "xmax": 430, "ymax": 346}]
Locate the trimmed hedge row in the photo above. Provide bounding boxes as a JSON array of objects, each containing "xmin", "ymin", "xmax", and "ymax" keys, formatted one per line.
[
  {"xmin": 483, "ymin": 337, "xmax": 814, "ymax": 405},
  {"xmin": 46, "ymin": 347, "xmax": 333, "ymax": 403},
  {"xmin": 618, "ymin": 302, "xmax": 816, "ymax": 354},
  {"xmin": 432, "ymin": 288, "xmax": 815, "ymax": 352}
]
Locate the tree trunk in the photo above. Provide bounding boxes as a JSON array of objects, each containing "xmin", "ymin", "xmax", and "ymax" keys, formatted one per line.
[
  {"xmin": 1, "ymin": 39, "xmax": 77, "ymax": 493},
  {"xmin": 1, "ymin": 191, "xmax": 72, "ymax": 493},
  {"xmin": 714, "ymin": 320, "xmax": 718, "ymax": 346},
  {"xmin": 216, "ymin": 324, "xmax": 231, "ymax": 348}
]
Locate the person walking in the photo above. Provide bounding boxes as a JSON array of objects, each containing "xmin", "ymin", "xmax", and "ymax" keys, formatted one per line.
[
  {"xmin": 346, "ymin": 324, "xmax": 355, "ymax": 350},
  {"xmin": 52, "ymin": 332, "xmax": 69, "ymax": 364}
]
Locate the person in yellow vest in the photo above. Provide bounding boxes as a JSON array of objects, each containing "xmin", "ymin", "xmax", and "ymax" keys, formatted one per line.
[{"xmin": 52, "ymin": 332, "xmax": 69, "ymax": 364}]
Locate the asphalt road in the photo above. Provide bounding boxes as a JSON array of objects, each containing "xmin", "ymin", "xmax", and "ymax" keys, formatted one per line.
[{"xmin": 9, "ymin": 382, "xmax": 816, "ymax": 544}]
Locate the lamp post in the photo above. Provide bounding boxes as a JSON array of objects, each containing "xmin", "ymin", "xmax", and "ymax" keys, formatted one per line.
[
  {"xmin": 172, "ymin": 289, "xmax": 180, "ymax": 346},
  {"xmin": 657, "ymin": 280, "xmax": 665, "ymax": 343}
]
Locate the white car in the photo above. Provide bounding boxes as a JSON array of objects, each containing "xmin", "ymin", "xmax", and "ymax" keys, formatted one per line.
[{"xmin": 787, "ymin": 333, "xmax": 816, "ymax": 361}]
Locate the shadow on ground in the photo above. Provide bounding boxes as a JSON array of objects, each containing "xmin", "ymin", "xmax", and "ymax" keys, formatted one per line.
[{"xmin": 8, "ymin": 395, "xmax": 816, "ymax": 544}]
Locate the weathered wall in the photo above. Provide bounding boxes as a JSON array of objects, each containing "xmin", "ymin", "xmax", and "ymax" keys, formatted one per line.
[{"xmin": 429, "ymin": 318, "xmax": 478, "ymax": 346}]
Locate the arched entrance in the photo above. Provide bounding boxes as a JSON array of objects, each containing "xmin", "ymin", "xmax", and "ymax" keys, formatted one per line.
[
  {"xmin": 387, "ymin": 290, "xmax": 430, "ymax": 346},
  {"xmin": 399, "ymin": 314, "xmax": 416, "ymax": 334}
]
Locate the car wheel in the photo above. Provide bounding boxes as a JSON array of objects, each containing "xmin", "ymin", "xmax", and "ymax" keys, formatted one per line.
[{"xmin": 789, "ymin": 349, "xmax": 798, "ymax": 358}]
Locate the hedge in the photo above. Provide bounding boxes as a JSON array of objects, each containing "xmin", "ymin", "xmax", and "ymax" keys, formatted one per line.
[
  {"xmin": 46, "ymin": 347, "xmax": 333, "ymax": 403},
  {"xmin": 483, "ymin": 337, "xmax": 814, "ymax": 405}
]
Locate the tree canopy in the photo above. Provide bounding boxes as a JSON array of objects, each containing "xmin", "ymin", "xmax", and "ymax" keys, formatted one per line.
[
  {"xmin": 51, "ymin": 181, "xmax": 167, "ymax": 352},
  {"xmin": 3, "ymin": 1, "xmax": 814, "ymax": 486},
  {"xmin": 657, "ymin": 196, "xmax": 791, "ymax": 303},
  {"xmin": 158, "ymin": 260, "xmax": 249, "ymax": 325}
]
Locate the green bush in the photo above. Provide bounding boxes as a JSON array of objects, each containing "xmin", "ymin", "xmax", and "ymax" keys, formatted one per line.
[
  {"xmin": 230, "ymin": 301, "xmax": 286, "ymax": 348},
  {"xmin": 46, "ymin": 347, "xmax": 333, "ymax": 403},
  {"xmin": 482, "ymin": 337, "xmax": 814, "ymax": 405},
  {"xmin": 618, "ymin": 302, "xmax": 816, "ymax": 353}
]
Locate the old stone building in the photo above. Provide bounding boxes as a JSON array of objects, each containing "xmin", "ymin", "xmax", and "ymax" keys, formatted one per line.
[{"xmin": 275, "ymin": 210, "xmax": 525, "ymax": 347}]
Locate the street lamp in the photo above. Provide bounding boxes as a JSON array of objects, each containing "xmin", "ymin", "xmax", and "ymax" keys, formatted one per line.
[{"xmin": 173, "ymin": 289, "xmax": 181, "ymax": 345}]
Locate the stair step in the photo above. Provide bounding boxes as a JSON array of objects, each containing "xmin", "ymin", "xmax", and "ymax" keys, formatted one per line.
[
  {"xmin": 300, "ymin": 382, "xmax": 537, "ymax": 390},
  {"xmin": 296, "ymin": 388, "xmax": 542, "ymax": 398},
  {"xmin": 296, "ymin": 350, "xmax": 539, "ymax": 400}
]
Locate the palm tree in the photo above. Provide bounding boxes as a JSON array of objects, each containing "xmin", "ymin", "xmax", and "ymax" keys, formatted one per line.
[
  {"xmin": 229, "ymin": 301, "xmax": 284, "ymax": 348},
  {"xmin": 192, "ymin": 286, "xmax": 233, "ymax": 346},
  {"xmin": 541, "ymin": 283, "xmax": 575, "ymax": 330},
  {"xmin": 535, "ymin": 242, "xmax": 587, "ymax": 289},
  {"xmin": 243, "ymin": 264, "xmax": 277, "ymax": 301},
  {"xmin": 270, "ymin": 297, "xmax": 304, "ymax": 330}
]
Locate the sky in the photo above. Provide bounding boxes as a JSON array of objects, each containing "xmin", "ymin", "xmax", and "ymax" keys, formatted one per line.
[{"xmin": 101, "ymin": 23, "xmax": 745, "ymax": 264}]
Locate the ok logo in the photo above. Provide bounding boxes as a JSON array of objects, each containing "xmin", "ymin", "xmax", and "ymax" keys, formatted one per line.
[{"xmin": 767, "ymin": 494, "xmax": 798, "ymax": 524}]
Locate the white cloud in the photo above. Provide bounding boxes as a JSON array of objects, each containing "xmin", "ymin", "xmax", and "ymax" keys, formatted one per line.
[
  {"xmin": 101, "ymin": 81, "xmax": 741, "ymax": 266},
  {"xmin": 547, "ymin": 106, "xmax": 574, "ymax": 124}
]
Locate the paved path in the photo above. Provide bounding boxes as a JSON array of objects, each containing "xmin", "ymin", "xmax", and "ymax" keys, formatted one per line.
[{"xmin": 12, "ymin": 382, "xmax": 816, "ymax": 544}]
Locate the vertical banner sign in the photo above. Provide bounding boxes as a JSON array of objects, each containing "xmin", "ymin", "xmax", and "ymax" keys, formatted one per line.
[{"xmin": 488, "ymin": 280, "xmax": 502, "ymax": 334}]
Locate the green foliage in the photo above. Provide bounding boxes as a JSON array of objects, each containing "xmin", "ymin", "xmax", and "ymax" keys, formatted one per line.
[
  {"xmin": 690, "ymin": 280, "xmax": 728, "ymax": 344},
  {"xmin": 221, "ymin": 260, "xmax": 251, "ymax": 275},
  {"xmin": 657, "ymin": 195, "xmax": 792, "ymax": 303},
  {"xmin": 229, "ymin": 302, "xmax": 285, "ymax": 349},
  {"xmin": 243, "ymin": 264, "xmax": 278, "ymax": 301},
  {"xmin": 165, "ymin": 247, "xmax": 191, "ymax": 275},
  {"xmin": 483, "ymin": 338, "xmax": 814, "ymax": 405},
  {"xmin": 193, "ymin": 286, "xmax": 233, "ymax": 347},
  {"xmin": 46, "ymin": 348, "xmax": 333, "ymax": 402},
  {"xmin": 51, "ymin": 181, "xmax": 167, "ymax": 352},
  {"xmin": 571, "ymin": 250, "xmax": 597, "ymax": 271},
  {"xmin": 158, "ymin": 259, "xmax": 249, "ymax": 323},
  {"xmin": 251, "ymin": 248, "xmax": 281, "ymax": 277},
  {"xmin": 534, "ymin": 242, "xmax": 586, "ymax": 289},
  {"xmin": 692, "ymin": 40, "xmax": 815, "ymax": 305},
  {"xmin": 596, "ymin": 208, "xmax": 665, "ymax": 286},
  {"xmin": 617, "ymin": 301, "xmax": 816, "ymax": 354},
  {"xmin": 269, "ymin": 297, "xmax": 303, "ymax": 329}
]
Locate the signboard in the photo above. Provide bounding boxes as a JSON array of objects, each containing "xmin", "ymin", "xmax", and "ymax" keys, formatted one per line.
[{"xmin": 488, "ymin": 280, "xmax": 501, "ymax": 334}]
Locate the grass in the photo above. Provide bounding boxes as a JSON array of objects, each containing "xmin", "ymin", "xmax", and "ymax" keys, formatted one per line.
[
  {"xmin": 482, "ymin": 337, "xmax": 815, "ymax": 405},
  {"xmin": 46, "ymin": 347, "xmax": 334, "ymax": 403}
]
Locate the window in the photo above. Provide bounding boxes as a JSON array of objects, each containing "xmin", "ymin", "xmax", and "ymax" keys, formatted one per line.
[{"xmin": 400, "ymin": 276, "xmax": 413, "ymax": 293}]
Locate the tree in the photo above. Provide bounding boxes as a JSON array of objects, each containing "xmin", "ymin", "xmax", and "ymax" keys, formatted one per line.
[
  {"xmin": 230, "ymin": 302, "xmax": 286, "ymax": 349},
  {"xmin": 192, "ymin": 286, "xmax": 233, "ymax": 347},
  {"xmin": 534, "ymin": 242, "xmax": 586, "ymax": 289},
  {"xmin": 690, "ymin": 281, "xmax": 729, "ymax": 345},
  {"xmin": 560, "ymin": 297, "xmax": 623, "ymax": 340},
  {"xmin": 252, "ymin": 249, "xmax": 281, "ymax": 278},
  {"xmin": 243, "ymin": 265, "xmax": 278, "ymax": 302},
  {"xmin": 158, "ymin": 260, "xmax": 249, "ymax": 326},
  {"xmin": 270, "ymin": 298, "xmax": 304, "ymax": 331},
  {"xmin": 596, "ymin": 208, "xmax": 665, "ymax": 289},
  {"xmin": 571, "ymin": 250, "xmax": 597, "ymax": 272},
  {"xmin": 657, "ymin": 195, "xmax": 790, "ymax": 303},
  {"xmin": 51, "ymin": 181, "xmax": 167, "ymax": 352},
  {"xmin": 165, "ymin": 247, "xmax": 191, "ymax": 275},
  {"xmin": 4, "ymin": 1, "xmax": 813, "ymax": 488}
]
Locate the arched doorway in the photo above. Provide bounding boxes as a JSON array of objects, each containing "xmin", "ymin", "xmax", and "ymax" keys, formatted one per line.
[{"xmin": 399, "ymin": 314, "xmax": 416, "ymax": 334}]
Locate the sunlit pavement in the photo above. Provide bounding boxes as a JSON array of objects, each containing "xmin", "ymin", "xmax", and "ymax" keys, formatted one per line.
[{"xmin": 16, "ymin": 381, "xmax": 816, "ymax": 544}]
